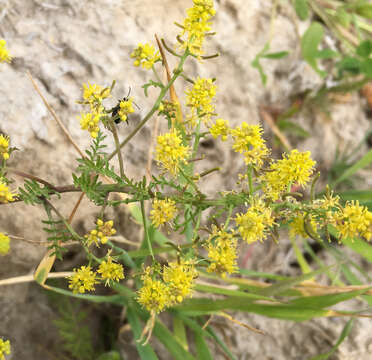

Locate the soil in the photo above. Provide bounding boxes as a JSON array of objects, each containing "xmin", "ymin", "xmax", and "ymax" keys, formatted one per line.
[{"xmin": 0, "ymin": 0, "xmax": 371, "ymax": 359}]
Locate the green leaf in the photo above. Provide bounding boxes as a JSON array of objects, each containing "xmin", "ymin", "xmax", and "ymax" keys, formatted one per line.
[
  {"xmin": 337, "ymin": 57, "xmax": 362, "ymax": 75},
  {"xmin": 251, "ymin": 42, "xmax": 270, "ymax": 85},
  {"xmin": 332, "ymin": 148, "xmax": 372, "ymax": 187},
  {"xmin": 126, "ymin": 307, "xmax": 159, "ymax": 360},
  {"xmin": 176, "ymin": 298, "xmax": 330, "ymax": 321},
  {"xmin": 315, "ymin": 49, "xmax": 340, "ymax": 59},
  {"xmin": 309, "ymin": 320, "xmax": 354, "ymax": 360},
  {"xmin": 361, "ymin": 58, "xmax": 372, "ymax": 77},
  {"xmin": 262, "ymin": 51, "xmax": 289, "ymax": 59},
  {"xmin": 356, "ymin": 40, "xmax": 372, "ymax": 58},
  {"xmin": 173, "ymin": 317, "xmax": 188, "ymax": 351},
  {"xmin": 355, "ymin": 4, "xmax": 372, "ymax": 19},
  {"xmin": 301, "ymin": 22, "xmax": 326, "ymax": 77},
  {"xmin": 294, "ymin": 0, "xmax": 309, "ymax": 20},
  {"xmin": 195, "ymin": 332, "xmax": 213, "ymax": 360},
  {"xmin": 205, "ymin": 327, "xmax": 237, "ymax": 360},
  {"xmin": 289, "ymin": 288, "xmax": 371, "ymax": 308}
]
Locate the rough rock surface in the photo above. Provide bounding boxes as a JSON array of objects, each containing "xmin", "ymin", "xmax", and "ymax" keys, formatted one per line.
[{"xmin": 0, "ymin": 0, "xmax": 371, "ymax": 359}]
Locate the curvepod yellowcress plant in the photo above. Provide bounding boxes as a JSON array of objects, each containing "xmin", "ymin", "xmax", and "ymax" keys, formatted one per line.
[{"xmin": 2, "ymin": 0, "xmax": 372, "ymax": 358}]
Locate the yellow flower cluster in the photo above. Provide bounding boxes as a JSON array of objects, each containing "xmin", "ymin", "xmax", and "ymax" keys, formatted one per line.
[
  {"xmin": 261, "ymin": 150, "xmax": 316, "ymax": 201},
  {"xmin": 0, "ymin": 338, "xmax": 10, "ymax": 360},
  {"xmin": 137, "ymin": 269, "xmax": 171, "ymax": 314},
  {"xmin": 137, "ymin": 261, "xmax": 197, "ymax": 313},
  {"xmin": 155, "ymin": 129, "xmax": 190, "ymax": 175},
  {"xmin": 0, "ymin": 39, "xmax": 12, "ymax": 63},
  {"xmin": 209, "ymin": 119, "xmax": 230, "ymax": 141},
  {"xmin": 68, "ymin": 266, "xmax": 98, "ymax": 294},
  {"xmin": 185, "ymin": 77, "xmax": 217, "ymax": 126},
  {"xmin": 98, "ymin": 256, "xmax": 125, "ymax": 286},
  {"xmin": 85, "ymin": 219, "xmax": 116, "ymax": 247},
  {"xmin": 131, "ymin": 43, "xmax": 160, "ymax": 69},
  {"xmin": 118, "ymin": 97, "xmax": 135, "ymax": 122},
  {"xmin": 289, "ymin": 213, "xmax": 317, "ymax": 239},
  {"xmin": 0, "ymin": 134, "xmax": 10, "ymax": 160},
  {"xmin": 78, "ymin": 82, "xmax": 111, "ymax": 138},
  {"xmin": 0, "ymin": 233, "xmax": 10, "ymax": 256},
  {"xmin": 79, "ymin": 112, "xmax": 101, "ymax": 139},
  {"xmin": 150, "ymin": 198, "xmax": 177, "ymax": 228},
  {"xmin": 163, "ymin": 260, "xmax": 197, "ymax": 303},
  {"xmin": 235, "ymin": 199, "xmax": 274, "ymax": 244},
  {"xmin": 205, "ymin": 227, "xmax": 238, "ymax": 277},
  {"xmin": 83, "ymin": 82, "xmax": 110, "ymax": 103},
  {"xmin": 0, "ymin": 179, "xmax": 15, "ymax": 204},
  {"xmin": 179, "ymin": 0, "xmax": 216, "ymax": 57},
  {"xmin": 333, "ymin": 201, "xmax": 372, "ymax": 242},
  {"xmin": 231, "ymin": 123, "xmax": 269, "ymax": 169}
]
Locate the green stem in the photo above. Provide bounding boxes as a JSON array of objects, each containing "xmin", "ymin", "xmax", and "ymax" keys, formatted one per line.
[
  {"xmin": 140, "ymin": 199, "xmax": 154, "ymax": 260},
  {"xmin": 108, "ymin": 49, "xmax": 189, "ymax": 161},
  {"xmin": 247, "ymin": 165, "xmax": 253, "ymax": 195},
  {"xmin": 224, "ymin": 205, "xmax": 234, "ymax": 229}
]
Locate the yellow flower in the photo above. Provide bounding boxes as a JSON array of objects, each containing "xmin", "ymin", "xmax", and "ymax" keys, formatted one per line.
[
  {"xmin": 82, "ymin": 82, "xmax": 110, "ymax": 103},
  {"xmin": 137, "ymin": 268, "xmax": 171, "ymax": 313},
  {"xmin": 209, "ymin": 119, "xmax": 230, "ymax": 141},
  {"xmin": 155, "ymin": 129, "xmax": 189, "ymax": 175},
  {"xmin": 68, "ymin": 266, "xmax": 98, "ymax": 294},
  {"xmin": 235, "ymin": 199, "xmax": 274, "ymax": 244},
  {"xmin": 98, "ymin": 256, "xmax": 124, "ymax": 285},
  {"xmin": 118, "ymin": 97, "xmax": 135, "ymax": 122},
  {"xmin": 179, "ymin": 0, "xmax": 216, "ymax": 57},
  {"xmin": 150, "ymin": 198, "xmax": 177, "ymax": 228},
  {"xmin": 0, "ymin": 39, "xmax": 12, "ymax": 63},
  {"xmin": 231, "ymin": 123, "xmax": 269, "ymax": 169},
  {"xmin": 205, "ymin": 227, "xmax": 238, "ymax": 278},
  {"xmin": 0, "ymin": 338, "xmax": 10, "ymax": 360},
  {"xmin": 130, "ymin": 43, "xmax": 161, "ymax": 69},
  {"xmin": 79, "ymin": 112, "xmax": 101, "ymax": 138},
  {"xmin": 0, "ymin": 180, "xmax": 15, "ymax": 204},
  {"xmin": 334, "ymin": 201, "xmax": 372, "ymax": 242},
  {"xmin": 0, "ymin": 233, "xmax": 10, "ymax": 256},
  {"xmin": 261, "ymin": 150, "xmax": 316, "ymax": 201},
  {"xmin": 0, "ymin": 134, "xmax": 10, "ymax": 160},
  {"xmin": 185, "ymin": 77, "xmax": 217, "ymax": 126},
  {"xmin": 85, "ymin": 219, "xmax": 116, "ymax": 246},
  {"xmin": 289, "ymin": 213, "xmax": 317, "ymax": 239},
  {"xmin": 163, "ymin": 260, "xmax": 197, "ymax": 303}
]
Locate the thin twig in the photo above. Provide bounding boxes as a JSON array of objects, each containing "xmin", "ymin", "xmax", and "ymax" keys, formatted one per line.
[
  {"xmin": 27, "ymin": 71, "xmax": 85, "ymax": 158},
  {"xmin": 0, "ymin": 272, "xmax": 73, "ymax": 286}
]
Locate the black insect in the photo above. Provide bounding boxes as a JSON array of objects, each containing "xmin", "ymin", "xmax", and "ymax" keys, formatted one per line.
[{"xmin": 110, "ymin": 87, "xmax": 132, "ymax": 124}]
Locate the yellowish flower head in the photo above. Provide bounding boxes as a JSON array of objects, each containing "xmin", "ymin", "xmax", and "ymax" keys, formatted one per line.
[
  {"xmin": 85, "ymin": 219, "xmax": 116, "ymax": 246},
  {"xmin": 0, "ymin": 338, "xmax": 11, "ymax": 360},
  {"xmin": 82, "ymin": 82, "xmax": 110, "ymax": 103},
  {"xmin": 206, "ymin": 227, "xmax": 238, "ymax": 277},
  {"xmin": 0, "ymin": 39, "xmax": 12, "ymax": 63},
  {"xmin": 118, "ymin": 97, "xmax": 135, "ymax": 122},
  {"xmin": 79, "ymin": 112, "xmax": 101, "ymax": 138},
  {"xmin": 68, "ymin": 266, "xmax": 98, "ymax": 294},
  {"xmin": 231, "ymin": 123, "xmax": 269, "ymax": 169},
  {"xmin": 186, "ymin": 77, "xmax": 217, "ymax": 126},
  {"xmin": 137, "ymin": 268, "xmax": 171, "ymax": 313},
  {"xmin": 0, "ymin": 233, "xmax": 10, "ymax": 256},
  {"xmin": 130, "ymin": 43, "xmax": 161, "ymax": 69},
  {"xmin": 289, "ymin": 213, "xmax": 317, "ymax": 239},
  {"xmin": 0, "ymin": 180, "xmax": 15, "ymax": 204},
  {"xmin": 209, "ymin": 118, "xmax": 230, "ymax": 141},
  {"xmin": 98, "ymin": 256, "xmax": 124, "ymax": 285},
  {"xmin": 334, "ymin": 201, "xmax": 372, "ymax": 242},
  {"xmin": 162, "ymin": 260, "xmax": 197, "ymax": 303},
  {"xmin": 179, "ymin": 0, "xmax": 216, "ymax": 57},
  {"xmin": 235, "ymin": 199, "xmax": 274, "ymax": 244},
  {"xmin": 155, "ymin": 129, "xmax": 190, "ymax": 175},
  {"xmin": 150, "ymin": 198, "xmax": 177, "ymax": 228},
  {"xmin": 0, "ymin": 134, "xmax": 10, "ymax": 160},
  {"xmin": 261, "ymin": 150, "xmax": 316, "ymax": 201}
]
